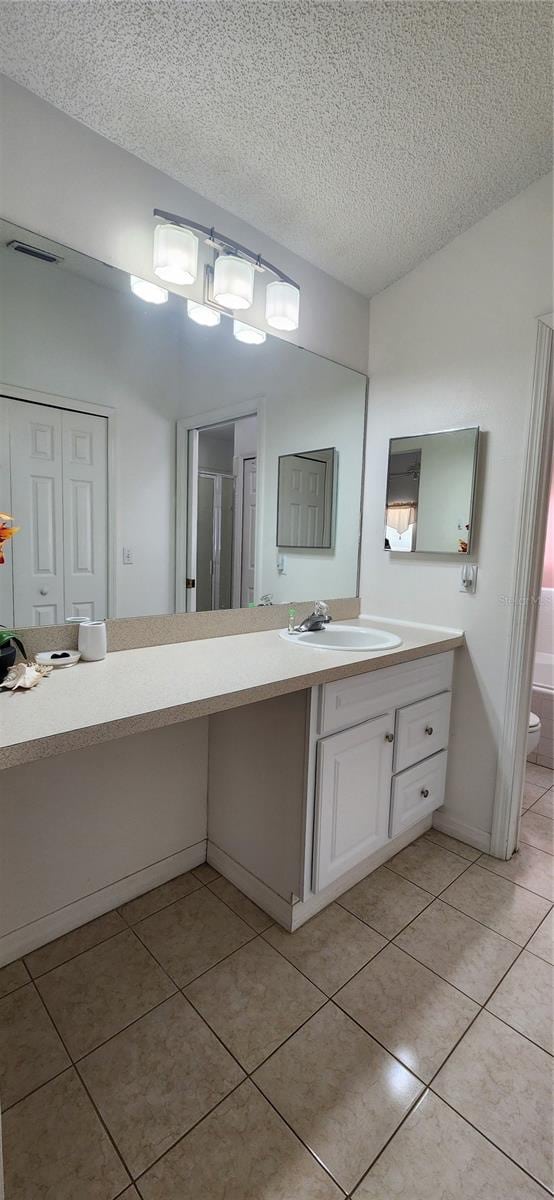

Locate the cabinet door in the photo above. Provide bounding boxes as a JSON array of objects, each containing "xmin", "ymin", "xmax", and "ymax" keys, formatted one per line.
[{"xmin": 313, "ymin": 712, "xmax": 394, "ymax": 892}]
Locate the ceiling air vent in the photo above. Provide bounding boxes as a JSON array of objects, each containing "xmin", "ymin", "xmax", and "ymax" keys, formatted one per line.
[{"xmin": 7, "ymin": 240, "xmax": 64, "ymax": 265}]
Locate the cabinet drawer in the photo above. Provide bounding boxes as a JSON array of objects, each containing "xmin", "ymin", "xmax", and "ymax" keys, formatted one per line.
[
  {"xmin": 318, "ymin": 652, "xmax": 453, "ymax": 736},
  {"xmin": 390, "ymin": 750, "xmax": 447, "ymax": 838},
  {"xmin": 394, "ymin": 691, "xmax": 451, "ymax": 773}
]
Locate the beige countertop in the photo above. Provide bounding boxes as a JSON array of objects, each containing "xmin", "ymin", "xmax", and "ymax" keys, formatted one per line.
[{"xmin": 0, "ymin": 618, "xmax": 464, "ymax": 769}]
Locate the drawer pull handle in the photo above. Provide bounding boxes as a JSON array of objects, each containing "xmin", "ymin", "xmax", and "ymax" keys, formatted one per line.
[
  {"xmin": 425, "ymin": 725, "xmax": 434, "ymax": 735},
  {"xmin": 385, "ymin": 733, "xmax": 394, "ymax": 743},
  {"xmin": 421, "ymin": 788, "xmax": 430, "ymax": 798}
]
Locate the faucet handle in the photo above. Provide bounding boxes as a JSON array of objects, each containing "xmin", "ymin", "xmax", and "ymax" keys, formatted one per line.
[{"xmin": 314, "ymin": 600, "xmax": 330, "ymax": 620}]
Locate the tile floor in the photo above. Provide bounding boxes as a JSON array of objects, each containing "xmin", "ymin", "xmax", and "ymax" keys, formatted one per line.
[{"xmin": 0, "ymin": 766, "xmax": 552, "ymax": 1199}]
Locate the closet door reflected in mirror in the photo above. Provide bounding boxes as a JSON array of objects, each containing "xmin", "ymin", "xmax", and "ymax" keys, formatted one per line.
[{"xmin": 0, "ymin": 396, "xmax": 108, "ymax": 627}]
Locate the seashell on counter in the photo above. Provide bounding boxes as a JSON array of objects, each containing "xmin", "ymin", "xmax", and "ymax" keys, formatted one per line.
[{"xmin": 1, "ymin": 662, "xmax": 53, "ymax": 691}]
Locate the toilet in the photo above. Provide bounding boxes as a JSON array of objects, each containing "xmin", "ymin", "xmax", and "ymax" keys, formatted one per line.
[{"xmin": 528, "ymin": 712, "xmax": 541, "ymax": 756}]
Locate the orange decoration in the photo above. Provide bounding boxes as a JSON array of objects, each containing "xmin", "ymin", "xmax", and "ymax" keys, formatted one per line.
[{"xmin": 0, "ymin": 514, "xmax": 20, "ymax": 565}]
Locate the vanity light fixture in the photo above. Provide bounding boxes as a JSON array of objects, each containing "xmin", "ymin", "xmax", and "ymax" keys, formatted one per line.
[
  {"xmin": 187, "ymin": 299, "xmax": 221, "ymax": 327},
  {"xmin": 152, "ymin": 208, "xmax": 300, "ymax": 331},
  {"xmin": 130, "ymin": 275, "xmax": 168, "ymax": 304},
  {"xmin": 153, "ymin": 223, "xmax": 199, "ymax": 286},
  {"xmin": 233, "ymin": 320, "xmax": 266, "ymax": 345},
  {"xmin": 213, "ymin": 254, "xmax": 255, "ymax": 311},
  {"xmin": 265, "ymin": 280, "xmax": 300, "ymax": 331}
]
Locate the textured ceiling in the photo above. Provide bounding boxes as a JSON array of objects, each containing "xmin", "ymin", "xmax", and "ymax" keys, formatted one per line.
[{"xmin": 0, "ymin": 1, "xmax": 551, "ymax": 296}]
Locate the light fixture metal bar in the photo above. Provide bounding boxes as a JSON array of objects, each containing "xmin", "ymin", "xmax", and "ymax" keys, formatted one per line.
[{"xmin": 153, "ymin": 208, "xmax": 299, "ymax": 290}]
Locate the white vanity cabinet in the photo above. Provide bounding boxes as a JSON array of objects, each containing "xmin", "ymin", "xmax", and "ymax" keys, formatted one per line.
[
  {"xmin": 311, "ymin": 651, "xmax": 453, "ymax": 894},
  {"xmin": 207, "ymin": 649, "xmax": 454, "ymax": 929}
]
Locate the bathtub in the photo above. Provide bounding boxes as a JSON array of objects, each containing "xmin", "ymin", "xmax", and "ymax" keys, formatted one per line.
[{"xmin": 528, "ymin": 589, "xmax": 553, "ymax": 768}]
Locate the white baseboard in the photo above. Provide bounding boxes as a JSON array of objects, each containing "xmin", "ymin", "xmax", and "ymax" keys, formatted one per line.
[
  {"xmin": 209, "ymin": 816, "xmax": 433, "ymax": 932},
  {"xmin": 207, "ymin": 842, "xmax": 293, "ymax": 928},
  {"xmin": 432, "ymin": 811, "xmax": 491, "ymax": 854},
  {"xmin": 0, "ymin": 840, "xmax": 207, "ymax": 968},
  {"xmin": 290, "ymin": 815, "xmax": 433, "ymax": 929}
]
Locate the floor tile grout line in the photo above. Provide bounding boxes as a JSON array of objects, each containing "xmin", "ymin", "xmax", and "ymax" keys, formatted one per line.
[
  {"xmin": 421, "ymin": 902, "xmax": 554, "ymax": 1092},
  {"xmin": 26, "ymin": 979, "xmax": 133, "ymax": 1189},
  {"xmin": 0, "ymin": 1060, "xmax": 72, "ymax": 1116},
  {"xmin": 130, "ymin": 1078, "xmax": 247, "ymax": 1188},
  {"xmin": 437, "ymin": 892, "xmax": 553, "ymax": 944},
  {"xmin": 382, "ymin": 938, "xmax": 501, "ymax": 1008},
  {"xmin": 0, "ymin": 978, "xmax": 32, "ymax": 1003},
  {"xmin": 346, "ymin": 1087, "xmax": 431, "ymax": 1196},
  {"xmin": 22, "ymin": 873, "xmax": 211, "ymax": 982},
  {"xmin": 326, "ymin": 996, "xmax": 430, "ymax": 1089},
  {"xmin": 24, "ymin": 923, "xmax": 132, "ymax": 982},
  {"xmin": 204, "ymin": 878, "xmax": 275, "ymax": 934},
  {"xmin": 118, "ymin": 876, "xmax": 206, "ymax": 926},
  {"xmin": 425, "ymin": 1087, "xmax": 554, "ymax": 1196},
  {"xmin": 420, "ymin": 833, "xmax": 484, "ymax": 863},
  {"xmin": 336, "ymin": 888, "xmax": 436, "ymax": 939},
  {"xmin": 132, "ymin": 904, "xmax": 259, "ymax": 988},
  {"xmin": 256, "ymin": 915, "xmax": 390, "ymax": 999},
  {"xmin": 474, "ymin": 852, "xmax": 554, "ymax": 902},
  {"xmin": 380, "ymin": 855, "xmax": 477, "ymax": 898},
  {"xmin": 184, "ymin": 976, "xmax": 328, "ymax": 1081},
  {"xmin": 249, "ymin": 1074, "xmax": 349, "ymax": 1196}
]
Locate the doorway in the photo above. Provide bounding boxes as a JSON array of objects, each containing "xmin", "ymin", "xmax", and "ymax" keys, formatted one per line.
[
  {"xmin": 176, "ymin": 413, "xmax": 258, "ymax": 613},
  {"xmin": 491, "ymin": 315, "xmax": 554, "ymax": 860}
]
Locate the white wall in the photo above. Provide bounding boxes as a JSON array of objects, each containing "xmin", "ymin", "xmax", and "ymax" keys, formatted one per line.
[
  {"xmin": 361, "ymin": 173, "xmax": 553, "ymax": 842},
  {"xmin": 259, "ymin": 355, "xmax": 366, "ymax": 602},
  {"xmin": 0, "ymin": 76, "xmax": 369, "ymax": 373},
  {"xmin": 0, "ymin": 721, "xmax": 208, "ymax": 964}
]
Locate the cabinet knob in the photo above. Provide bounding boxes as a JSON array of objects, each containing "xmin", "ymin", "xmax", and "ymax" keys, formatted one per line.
[
  {"xmin": 425, "ymin": 725, "xmax": 434, "ymax": 736},
  {"xmin": 421, "ymin": 788, "xmax": 430, "ymax": 798},
  {"xmin": 385, "ymin": 733, "xmax": 394, "ymax": 743}
]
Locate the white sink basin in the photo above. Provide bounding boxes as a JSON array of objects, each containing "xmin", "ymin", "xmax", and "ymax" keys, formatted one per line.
[{"xmin": 280, "ymin": 625, "xmax": 402, "ymax": 651}]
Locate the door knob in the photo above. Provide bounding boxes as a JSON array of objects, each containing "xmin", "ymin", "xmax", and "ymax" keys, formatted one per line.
[
  {"xmin": 425, "ymin": 726, "xmax": 434, "ymax": 736},
  {"xmin": 385, "ymin": 733, "xmax": 394, "ymax": 743},
  {"xmin": 421, "ymin": 788, "xmax": 430, "ymax": 798},
  {"xmin": 39, "ymin": 588, "xmax": 48, "ymax": 596}
]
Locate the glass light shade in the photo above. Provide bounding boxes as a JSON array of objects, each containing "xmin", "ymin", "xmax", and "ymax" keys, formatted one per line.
[
  {"xmin": 265, "ymin": 280, "xmax": 300, "ymax": 331},
  {"xmin": 130, "ymin": 275, "xmax": 168, "ymax": 304},
  {"xmin": 153, "ymin": 223, "xmax": 198, "ymax": 285},
  {"xmin": 187, "ymin": 300, "xmax": 221, "ymax": 327},
  {"xmin": 233, "ymin": 320, "xmax": 266, "ymax": 345},
  {"xmin": 213, "ymin": 254, "xmax": 254, "ymax": 310}
]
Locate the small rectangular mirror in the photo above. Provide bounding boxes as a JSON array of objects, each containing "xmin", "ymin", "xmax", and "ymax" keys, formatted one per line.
[
  {"xmin": 385, "ymin": 427, "xmax": 479, "ymax": 554},
  {"xmin": 277, "ymin": 447, "xmax": 337, "ymax": 548}
]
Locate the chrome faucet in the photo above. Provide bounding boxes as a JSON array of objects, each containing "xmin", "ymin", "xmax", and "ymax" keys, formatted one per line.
[{"xmin": 294, "ymin": 600, "xmax": 332, "ymax": 633}]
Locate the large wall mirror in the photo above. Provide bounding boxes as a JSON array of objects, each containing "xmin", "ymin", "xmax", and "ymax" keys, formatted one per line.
[
  {"xmin": 384, "ymin": 428, "xmax": 479, "ymax": 554},
  {"xmin": 0, "ymin": 220, "xmax": 367, "ymax": 627}
]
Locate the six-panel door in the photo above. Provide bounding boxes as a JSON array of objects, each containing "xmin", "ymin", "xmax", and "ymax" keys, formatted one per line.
[{"xmin": 313, "ymin": 711, "xmax": 395, "ymax": 891}]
